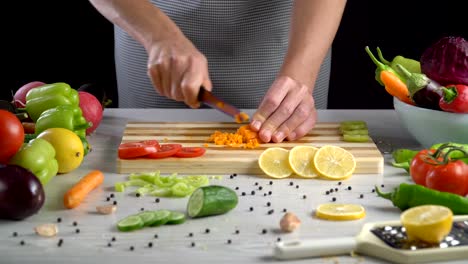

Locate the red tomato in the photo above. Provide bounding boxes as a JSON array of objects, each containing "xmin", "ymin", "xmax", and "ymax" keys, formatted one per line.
[
  {"xmin": 174, "ymin": 147, "xmax": 206, "ymax": 158},
  {"xmin": 409, "ymin": 149, "xmax": 440, "ymax": 186},
  {"xmin": 426, "ymin": 160, "xmax": 468, "ymax": 196},
  {"xmin": 146, "ymin": 144, "xmax": 182, "ymax": 159},
  {"xmin": 0, "ymin": 110, "xmax": 25, "ymax": 164},
  {"xmin": 118, "ymin": 140, "xmax": 159, "ymax": 159}
]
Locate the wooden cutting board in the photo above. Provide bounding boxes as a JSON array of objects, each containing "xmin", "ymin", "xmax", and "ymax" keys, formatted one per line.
[{"xmin": 117, "ymin": 122, "xmax": 384, "ymax": 175}]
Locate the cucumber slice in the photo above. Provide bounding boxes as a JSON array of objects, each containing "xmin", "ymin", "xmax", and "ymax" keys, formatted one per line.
[
  {"xmin": 187, "ymin": 185, "xmax": 238, "ymax": 218},
  {"xmin": 166, "ymin": 211, "xmax": 186, "ymax": 225},
  {"xmin": 117, "ymin": 215, "xmax": 145, "ymax": 232},
  {"xmin": 149, "ymin": 210, "xmax": 171, "ymax": 227},
  {"xmin": 137, "ymin": 211, "xmax": 157, "ymax": 227}
]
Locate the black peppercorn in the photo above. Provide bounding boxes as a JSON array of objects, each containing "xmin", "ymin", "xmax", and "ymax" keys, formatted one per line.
[
  {"xmin": 268, "ymin": 209, "xmax": 274, "ymax": 215},
  {"xmin": 258, "ymin": 186, "xmax": 263, "ymax": 190},
  {"xmin": 75, "ymin": 229, "xmax": 80, "ymax": 234},
  {"xmin": 130, "ymin": 246, "xmax": 134, "ymax": 251},
  {"xmin": 136, "ymin": 193, "xmax": 141, "ymax": 197},
  {"xmin": 233, "ymin": 173, "xmax": 237, "ymax": 176},
  {"xmin": 283, "ymin": 208, "xmax": 287, "ymax": 213},
  {"xmin": 148, "ymin": 242, "xmax": 153, "ymax": 248},
  {"xmin": 334, "ymin": 188, "xmax": 338, "ymax": 192},
  {"xmin": 251, "ymin": 190, "xmax": 256, "ymax": 195},
  {"xmin": 227, "ymin": 239, "xmax": 232, "ymax": 244},
  {"xmin": 112, "ymin": 237, "xmax": 116, "ymax": 242},
  {"xmin": 57, "ymin": 217, "xmax": 62, "ymax": 223},
  {"xmin": 360, "ymin": 194, "xmax": 364, "ymax": 199},
  {"xmin": 338, "ymin": 181, "xmax": 342, "ymax": 185},
  {"xmin": 235, "ymin": 187, "xmax": 239, "ymax": 190},
  {"xmin": 266, "ymin": 202, "xmax": 271, "ymax": 207},
  {"xmin": 140, "ymin": 208, "xmax": 145, "ymax": 211},
  {"xmin": 295, "ymin": 185, "xmax": 299, "ymax": 189},
  {"xmin": 154, "ymin": 234, "xmax": 158, "ymax": 239},
  {"xmin": 277, "ymin": 237, "xmax": 281, "ymax": 242},
  {"xmin": 325, "ymin": 191, "xmax": 330, "ymax": 195},
  {"xmin": 205, "ymin": 228, "xmax": 210, "ymax": 233},
  {"xmin": 235, "ymin": 230, "xmax": 240, "ymax": 234},
  {"xmin": 302, "ymin": 195, "xmax": 307, "ymax": 199},
  {"xmin": 110, "ymin": 193, "xmax": 115, "ymax": 198},
  {"xmin": 73, "ymin": 221, "xmax": 78, "ymax": 226},
  {"xmin": 12, "ymin": 232, "xmax": 18, "ymax": 237},
  {"xmin": 347, "ymin": 186, "xmax": 352, "ymax": 190},
  {"xmin": 262, "ymin": 229, "xmax": 267, "ymax": 234},
  {"xmin": 249, "ymin": 207, "xmax": 254, "ymax": 211},
  {"xmin": 289, "ymin": 182, "xmax": 293, "ymax": 186},
  {"xmin": 20, "ymin": 240, "xmax": 25, "ymax": 246},
  {"xmin": 241, "ymin": 192, "xmax": 246, "ymax": 196},
  {"xmin": 332, "ymin": 197, "xmax": 336, "ymax": 202},
  {"xmin": 191, "ymin": 242, "xmax": 196, "ymax": 247},
  {"xmin": 268, "ymin": 191, "xmax": 272, "ymax": 195},
  {"xmin": 155, "ymin": 198, "xmax": 160, "ymax": 203},
  {"xmin": 230, "ymin": 175, "xmax": 234, "ymax": 179},
  {"xmin": 255, "ymin": 182, "xmax": 258, "ymax": 186},
  {"xmin": 113, "ymin": 201, "xmax": 118, "ymax": 205},
  {"xmin": 269, "ymin": 181, "xmax": 273, "ymax": 185},
  {"xmin": 107, "ymin": 243, "xmax": 112, "ymax": 247},
  {"xmin": 189, "ymin": 233, "xmax": 193, "ymax": 237},
  {"xmin": 106, "ymin": 197, "xmax": 110, "ymax": 201}
]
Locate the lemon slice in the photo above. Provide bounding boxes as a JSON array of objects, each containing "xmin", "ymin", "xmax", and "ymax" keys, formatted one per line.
[
  {"xmin": 288, "ymin": 146, "xmax": 318, "ymax": 178},
  {"xmin": 315, "ymin": 203, "xmax": 366, "ymax": 221},
  {"xmin": 400, "ymin": 205, "xmax": 453, "ymax": 244},
  {"xmin": 258, "ymin": 147, "xmax": 293, "ymax": 178},
  {"xmin": 313, "ymin": 145, "xmax": 356, "ymax": 180}
]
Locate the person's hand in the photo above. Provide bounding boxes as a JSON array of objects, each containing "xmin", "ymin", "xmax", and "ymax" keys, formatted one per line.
[
  {"xmin": 250, "ymin": 76, "xmax": 317, "ymax": 143},
  {"xmin": 146, "ymin": 34, "xmax": 212, "ymax": 108}
]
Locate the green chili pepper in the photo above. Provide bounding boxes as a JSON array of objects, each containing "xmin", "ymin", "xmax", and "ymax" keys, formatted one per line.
[
  {"xmin": 35, "ymin": 105, "xmax": 91, "ymax": 138},
  {"xmin": 376, "ymin": 47, "xmax": 421, "ymax": 76},
  {"xmin": 8, "ymin": 138, "xmax": 59, "ymax": 186},
  {"xmin": 365, "ymin": 46, "xmax": 405, "ymax": 86},
  {"xmin": 375, "ymin": 183, "xmax": 468, "ymax": 215},
  {"xmin": 24, "ymin": 82, "xmax": 79, "ymax": 121}
]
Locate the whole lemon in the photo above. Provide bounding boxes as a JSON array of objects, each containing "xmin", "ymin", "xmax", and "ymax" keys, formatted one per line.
[{"xmin": 36, "ymin": 128, "xmax": 84, "ymax": 173}]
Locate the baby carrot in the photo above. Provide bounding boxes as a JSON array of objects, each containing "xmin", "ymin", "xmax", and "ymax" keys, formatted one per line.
[
  {"xmin": 380, "ymin": 71, "xmax": 413, "ymax": 105},
  {"xmin": 64, "ymin": 170, "xmax": 104, "ymax": 209}
]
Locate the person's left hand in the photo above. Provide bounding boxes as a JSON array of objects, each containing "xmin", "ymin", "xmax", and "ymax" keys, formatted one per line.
[{"xmin": 250, "ymin": 76, "xmax": 317, "ymax": 143}]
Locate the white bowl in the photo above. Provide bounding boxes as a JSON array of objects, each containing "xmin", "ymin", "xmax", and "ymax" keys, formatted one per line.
[{"xmin": 393, "ymin": 97, "xmax": 468, "ymax": 148}]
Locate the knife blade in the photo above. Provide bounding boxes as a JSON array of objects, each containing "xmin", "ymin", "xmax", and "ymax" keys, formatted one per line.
[{"xmin": 198, "ymin": 87, "xmax": 249, "ymax": 122}]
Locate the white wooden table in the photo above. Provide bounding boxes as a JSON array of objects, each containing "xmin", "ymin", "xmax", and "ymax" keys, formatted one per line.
[{"xmin": 0, "ymin": 109, "xmax": 464, "ymax": 264}]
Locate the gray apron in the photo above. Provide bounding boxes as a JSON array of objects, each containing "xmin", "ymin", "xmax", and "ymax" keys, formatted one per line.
[{"xmin": 114, "ymin": 0, "xmax": 331, "ymax": 109}]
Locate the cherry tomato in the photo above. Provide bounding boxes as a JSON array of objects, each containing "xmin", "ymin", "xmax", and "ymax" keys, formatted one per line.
[
  {"xmin": 0, "ymin": 110, "xmax": 25, "ymax": 164},
  {"xmin": 409, "ymin": 149, "xmax": 439, "ymax": 186},
  {"xmin": 174, "ymin": 147, "xmax": 206, "ymax": 158},
  {"xmin": 118, "ymin": 140, "xmax": 159, "ymax": 159},
  {"xmin": 146, "ymin": 144, "xmax": 182, "ymax": 159},
  {"xmin": 426, "ymin": 160, "xmax": 468, "ymax": 196}
]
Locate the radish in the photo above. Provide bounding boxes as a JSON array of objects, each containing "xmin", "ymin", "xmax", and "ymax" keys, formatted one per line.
[
  {"xmin": 13, "ymin": 81, "xmax": 46, "ymax": 107},
  {"xmin": 78, "ymin": 91, "xmax": 103, "ymax": 135}
]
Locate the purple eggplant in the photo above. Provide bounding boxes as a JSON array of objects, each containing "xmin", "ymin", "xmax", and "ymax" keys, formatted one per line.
[
  {"xmin": 0, "ymin": 164, "xmax": 45, "ymax": 220},
  {"xmin": 396, "ymin": 64, "xmax": 443, "ymax": 110}
]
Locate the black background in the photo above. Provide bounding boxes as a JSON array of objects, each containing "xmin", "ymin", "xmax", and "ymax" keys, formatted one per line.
[{"xmin": 3, "ymin": 0, "xmax": 467, "ymax": 109}]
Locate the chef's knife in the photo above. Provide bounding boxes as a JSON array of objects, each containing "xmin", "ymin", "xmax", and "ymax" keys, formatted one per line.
[{"xmin": 198, "ymin": 86, "xmax": 248, "ymax": 122}]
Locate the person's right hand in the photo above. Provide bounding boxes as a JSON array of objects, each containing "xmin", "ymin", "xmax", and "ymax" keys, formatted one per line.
[{"xmin": 146, "ymin": 33, "xmax": 212, "ymax": 108}]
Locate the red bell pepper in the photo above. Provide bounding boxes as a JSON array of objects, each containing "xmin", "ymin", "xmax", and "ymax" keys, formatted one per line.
[{"xmin": 439, "ymin": 84, "xmax": 468, "ymax": 113}]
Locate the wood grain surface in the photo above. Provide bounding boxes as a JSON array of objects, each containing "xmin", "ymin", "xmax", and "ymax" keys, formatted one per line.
[{"xmin": 117, "ymin": 122, "xmax": 384, "ymax": 175}]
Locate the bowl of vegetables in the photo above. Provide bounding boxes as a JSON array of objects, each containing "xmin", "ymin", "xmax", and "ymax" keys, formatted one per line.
[
  {"xmin": 366, "ymin": 35, "xmax": 468, "ymax": 148},
  {"xmin": 393, "ymin": 97, "xmax": 468, "ymax": 148}
]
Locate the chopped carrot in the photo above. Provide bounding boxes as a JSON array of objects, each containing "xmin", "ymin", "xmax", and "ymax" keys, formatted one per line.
[
  {"xmin": 207, "ymin": 124, "xmax": 261, "ymax": 149},
  {"xmin": 64, "ymin": 170, "xmax": 105, "ymax": 209},
  {"xmin": 234, "ymin": 112, "xmax": 250, "ymax": 123}
]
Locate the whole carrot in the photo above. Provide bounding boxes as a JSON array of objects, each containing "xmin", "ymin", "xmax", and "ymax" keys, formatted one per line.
[{"xmin": 64, "ymin": 170, "xmax": 104, "ymax": 209}]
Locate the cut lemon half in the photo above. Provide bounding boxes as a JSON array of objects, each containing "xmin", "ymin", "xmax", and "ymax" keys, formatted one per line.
[
  {"xmin": 400, "ymin": 205, "xmax": 453, "ymax": 244},
  {"xmin": 313, "ymin": 145, "xmax": 356, "ymax": 180},
  {"xmin": 315, "ymin": 203, "xmax": 366, "ymax": 221},
  {"xmin": 288, "ymin": 146, "xmax": 318, "ymax": 178},
  {"xmin": 258, "ymin": 147, "xmax": 293, "ymax": 178}
]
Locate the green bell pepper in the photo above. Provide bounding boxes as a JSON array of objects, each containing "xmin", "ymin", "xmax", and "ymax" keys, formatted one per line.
[
  {"xmin": 35, "ymin": 105, "xmax": 91, "ymax": 138},
  {"xmin": 8, "ymin": 138, "xmax": 59, "ymax": 185},
  {"xmin": 25, "ymin": 82, "xmax": 79, "ymax": 122}
]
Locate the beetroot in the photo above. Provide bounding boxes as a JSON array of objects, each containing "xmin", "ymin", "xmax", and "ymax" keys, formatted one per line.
[
  {"xmin": 78, "ymin": 91, "xmax": 103, "ymax": 135},
  {"xmin": 13, "ymin": 81, "xmax": 46, "ymax": 107}
]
